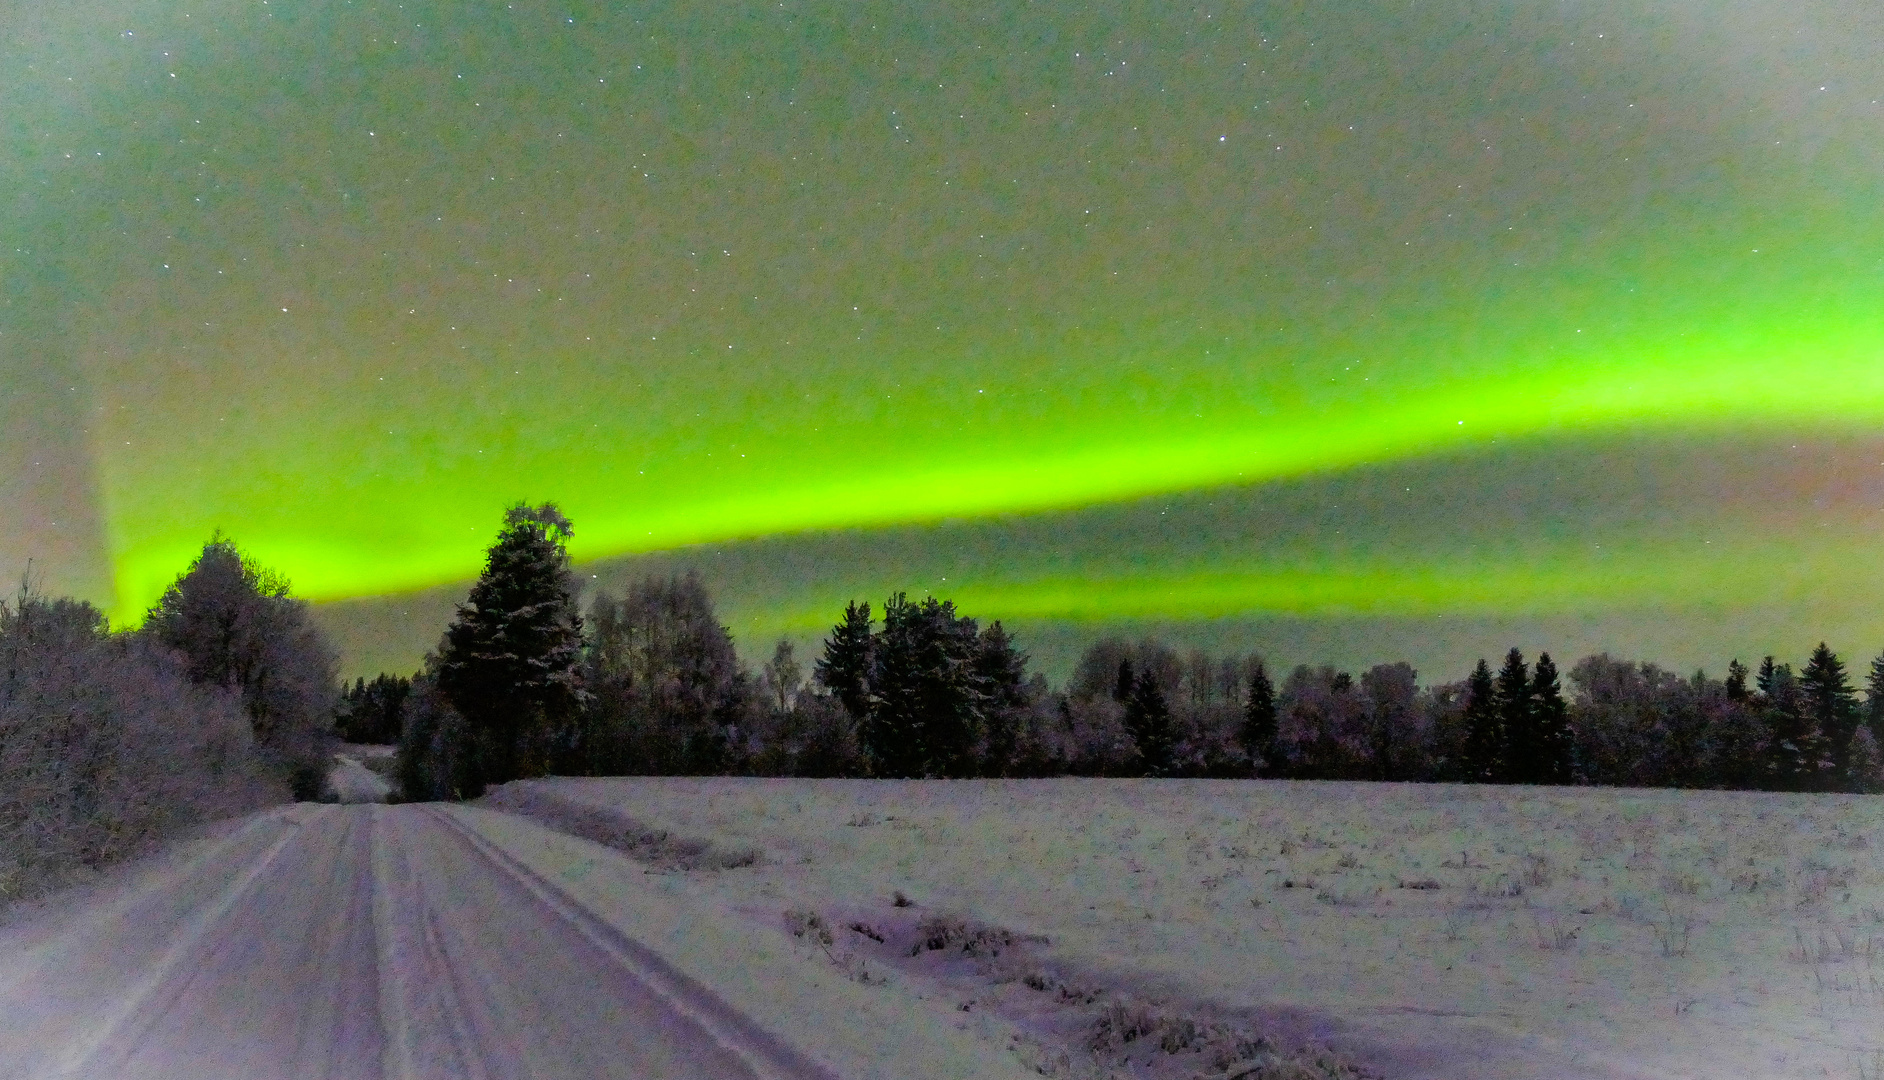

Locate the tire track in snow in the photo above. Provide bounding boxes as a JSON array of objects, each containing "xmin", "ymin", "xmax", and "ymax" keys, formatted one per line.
[
  {"xmin": 4, "ymin": 803, "xmax": 841, "ymax": 1080},
  {"xmin": 62, "ymin": 804, "xmax": 385, "ymax": 1080},
  {"xmin": 410, "ymin": 805, "xmax": 841, "ymax": 1080}
]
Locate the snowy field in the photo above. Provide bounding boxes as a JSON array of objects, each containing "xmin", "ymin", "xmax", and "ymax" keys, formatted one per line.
[{"xmin": 519, "ymin": 777, "xmax": 1884, "ymax": 1079}]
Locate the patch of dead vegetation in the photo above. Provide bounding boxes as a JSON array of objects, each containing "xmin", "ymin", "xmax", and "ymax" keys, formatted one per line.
[{"xmin": 480, "ymin": 782, "xmax": 762, "ymax": 871}]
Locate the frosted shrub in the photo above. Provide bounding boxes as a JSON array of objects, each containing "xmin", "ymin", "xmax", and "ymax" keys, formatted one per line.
[{"xmin": 1, "ymin": 590, "xmax": 280, "ymax": 901}]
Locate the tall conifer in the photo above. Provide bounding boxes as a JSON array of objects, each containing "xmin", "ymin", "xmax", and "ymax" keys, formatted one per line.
[
  {"xmin": 434, "ymin": 503, "xmax": 585, "ymax": 795},
  {"xmin": 1800, "ymin": 642, "xmax": 1857, "ymax": 782},
  {"xmin": 1460, "ymin": 659, "xmax": 1502, "ymax": 783},
  {"xmin": 814, "ymin": 601, "xmax": 874, "ymax": 721},
  {"xmin": 1530, "ymin": 652, "xmax": 1572, "ymax": 784},
  {"xmin": 1758, "ymin": 657, "xmax": 1820, "ymax": 790},
  {"xmin": 1240, "ymin": 661, "xmax": 1279, "ymax": 776},
  {"xmin": 1725, "ymin": 658, "xmax": 1751, "ymax": 702},
  {"xmin": 974, "ymin": 621, "xmax": 1030, "ymax": 777},
  {"xmin": 1495, "ymin": 649, "xmax": 1531, "ymax": 783},
  {"xmin": 1123, "ymin": 671, "xmax": 1174, "ymax": 776}
]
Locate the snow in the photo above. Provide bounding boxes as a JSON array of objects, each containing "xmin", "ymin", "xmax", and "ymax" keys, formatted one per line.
[
  {"xmin": 526, "ymin": 776, "xmax": 1884, "ymax": 1079},
  {"xmin": 0, "ymin": 802, "xmax": 1038, "ymax": 1080},
  {"xmin": 326, "ymin": 751, "xmax": 393, "ymax": 804}
]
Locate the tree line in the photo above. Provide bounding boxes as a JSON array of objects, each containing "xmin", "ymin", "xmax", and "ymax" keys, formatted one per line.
[{"xmin": 394, "ymin": 503, "xmax": 1884, "ymax": 797}]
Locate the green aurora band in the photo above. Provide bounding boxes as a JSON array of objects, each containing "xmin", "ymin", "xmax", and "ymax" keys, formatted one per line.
[{"xmin": 2, "ymin": 0, "xmax": 1881, "ymax": 664}]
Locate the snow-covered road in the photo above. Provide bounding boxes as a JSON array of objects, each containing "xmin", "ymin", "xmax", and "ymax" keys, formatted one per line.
[{"xmin": 0, "ymin": 804, "xmax": 838, "ymax": 1080}]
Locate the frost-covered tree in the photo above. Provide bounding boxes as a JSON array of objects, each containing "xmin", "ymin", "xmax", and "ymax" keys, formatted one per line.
[
  {"xmin": 1359, "ymin": 662, "xmax": 1419, "ymax": 781},
  {"xmin": 581, "ymin": 571, "xmax": 748, "ymax": 776},
  {"xmin": 143, "ymin": 535, "xmax": 337, "ymax": 798},
  {"xmin": 760, "ymin": 639, "xmax": 803, "ymax": 716},
  {"xmin": 4, "ymin": 585, "xmax": 277, "ymax": 894},
  {"xmin": 432, "ymin": 503, "xmax": 586, "ymax": 795}
]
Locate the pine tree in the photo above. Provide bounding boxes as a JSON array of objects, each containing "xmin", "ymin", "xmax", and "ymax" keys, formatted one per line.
[
  {"xmin": 1460, "ymin": 659, "xmax": 1502, "ymax": 783},
  {"xmin": 1800, "ymin": 642, "xmax": 1858, "ymax": 786},
  {"xmin": 1123, "ymin": 671, "xmax": 1174, "ymax": 776},
  {"xmin": 1529, "ymin": 652, "xmax": 1572, "ymax": 784},
  {"xmin": 973, "ymin": 621, "xmax": 1031, "ymax": 778},
  {"xmin": 813, "ymin": 601, "xmax": 874, "ymax": 721},
  {"xmin": 434, "ymin": 503, "xmax": 586, "ymax": 795},
  {"xmin": 868, "ymin": 593, "xmax": 982, "ymax": 778},
  {"xmin": 1757, "ymin": 657, "xmax": 1819, "ymax": 791},
  {"xmin": 335, "ymin": 673, "xmax": 411, "ymax": 745},
  {"xmin": 1725, "ymin": 658, "xmax": 1750, "ymax": 703},
  {"xmin": 1240, "ymin": 661, "xmax": 1279, "ymax": 776},
  {"xmin": 1495, "ymin": 649, "xmax": 1532, "ymax": 783}
]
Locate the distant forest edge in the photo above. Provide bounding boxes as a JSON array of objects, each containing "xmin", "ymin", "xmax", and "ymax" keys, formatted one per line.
[
  {"xmin": 8, "ymin": 503, "xmax": 1883, "ymax": 902},
  {"xmin": 385, "ymin": 503, "xmax": 1884, "ymax": 799}
]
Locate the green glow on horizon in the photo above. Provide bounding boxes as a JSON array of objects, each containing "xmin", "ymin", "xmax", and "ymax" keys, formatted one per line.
[
  {"xmin": 5, "ymin": 0, "xmax": 1881, "ymax": 633},
  {"xmin": 100, "ymin": 309, "xmax": 1884, "ymax": 622}
]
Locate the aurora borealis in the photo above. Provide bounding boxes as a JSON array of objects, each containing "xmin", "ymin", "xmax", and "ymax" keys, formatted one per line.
[{"xmin": 4, "ymin": 1, "xmax": 1883, "ymax": 678}]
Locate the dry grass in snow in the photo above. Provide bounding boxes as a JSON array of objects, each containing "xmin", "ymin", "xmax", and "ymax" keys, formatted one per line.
[{"xmin": 519, "ymin": 777, "xmax": 1884, "ymax": 1080}]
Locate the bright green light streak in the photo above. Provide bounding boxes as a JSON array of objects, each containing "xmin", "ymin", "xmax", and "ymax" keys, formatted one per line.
[
  {"xmin": 725, "ymin": 526, "xmax": 1884, "ymax": 643},
  {"xmin": 104, "ymin": 311, "xmax": 1884, "ymax": 624}
]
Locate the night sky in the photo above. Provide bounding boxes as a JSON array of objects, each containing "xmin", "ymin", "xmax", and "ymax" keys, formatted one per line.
[{"xmin": 5, "ymin": 1, "xmax": 1883, "ymax": 679}]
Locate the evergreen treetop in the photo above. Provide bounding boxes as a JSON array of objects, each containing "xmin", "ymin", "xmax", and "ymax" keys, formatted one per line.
[
  {"xmin": 1123, "ymin": 670, "xmax": 1174, "ymax": 776},
  {"xmin": 434, "ymin": 502, "xmax": 585, "ymax": 793},
  {"xmin": 1495, "ymin": 649, "xmax": 1532, "ymax": 784},
  {"xmin": 813, "ymin": 601, "xmax": 874, "ymax": 720},
  {"xmin": 1240, "ymin": 660, "xmax": 1279, "ymax": 776},
  {"xmin": 1460, "ymin": 659, "xmax": 1502, "ymax": 783},
  {"xmin": 1529, "ymin": 652, "xmax": 1572, "ymax": 785},
  {"xmin": 1725, "ymin": 658, "xmax": 1750, "ymax": 702},
  {"xmin": 1800, "ymin": 642, "xmax": 1858, "ymax": 776}
]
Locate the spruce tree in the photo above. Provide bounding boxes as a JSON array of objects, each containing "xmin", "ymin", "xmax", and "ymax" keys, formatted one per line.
[
  {"xmin": 1240, "ymin": 661, "xmax": 1279, "ymax": 776},
  {"xmin": 434, "ymin": 503, "xmax": 585, "ymax": 795},
  {"xmin": 1123, "ymin": 671, "xmax": 1174, "ymax": 776},
  {"xmin": 813, "ymin": 601, "xmax": 874, "ymax": 721},
  {"xmin": 1757, "ymin": 657, "xmax": 1819, "ymax": 791},
  {"xmin": 1800, "ymin": 642, "xmax": 1858, "ymax": 784},
  {"xmin": 974, "ymin": 621, "xmax": 1031, "ymax": 777},
  {"xmin": 868, "ymin": 593, "xmax": 982, "ymax": 777},
  {"xmin": 1495, "ymin": 649, "xmax": 1532, "ymax": 783},
  {"xmin": 1460, "ymin": 659, "xmax": 1502, "ymax": 783},
  {"xmin": 1725, "ymin": 658, "xmax": 1751, "ymax": 702},
  {"xmin": 1529, "ymin": 652, "xmax": 1572, "ymax": 784}
]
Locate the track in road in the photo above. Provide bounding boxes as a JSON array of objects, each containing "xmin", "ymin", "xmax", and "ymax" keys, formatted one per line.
[{"xmin": 0, "ymin": 804, "xmax": 835, "ymax": 1080}]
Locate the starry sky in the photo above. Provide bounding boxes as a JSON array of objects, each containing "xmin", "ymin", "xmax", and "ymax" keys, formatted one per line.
[{"xmin": 4, "ymin": 0, "xmax": 1883, "ymax": 680}]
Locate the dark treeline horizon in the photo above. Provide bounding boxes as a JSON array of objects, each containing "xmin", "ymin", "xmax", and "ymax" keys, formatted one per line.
[
  {"xmin": 7, "ymin": 495, "xmax": 1881, "ymax": 898},
  {"xmin": 393, "ymin": 503, "xmax": 1884, "ymax": 799}
]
